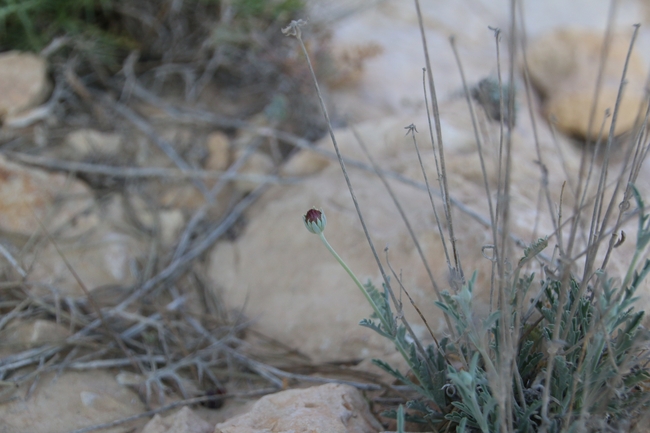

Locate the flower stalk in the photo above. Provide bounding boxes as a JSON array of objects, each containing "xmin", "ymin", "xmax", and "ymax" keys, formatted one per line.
[{"xmin": 303, "ymin": 208, "xmax": 392, "ymax": 332}]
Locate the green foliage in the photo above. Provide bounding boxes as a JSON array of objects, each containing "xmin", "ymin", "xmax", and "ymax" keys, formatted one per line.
[
  {"xmin": 631, "ymin": 185, "xmax": 650, "ymax": 251},
  {"xmin": 211, "ymin": 0, "xmax": 303, "ymax": 50},
  {"xmin": 534, "ymin": 274, "xmax": 648, "ymax": 428},
  {"xmin": 471, "ymin": 77, "xmax": 518, "ymax": 126},
  {"xmin": 519, "ymin": 237, "xmax": 548, "ymax": 267},
  {"xmin": 355, "ymin": 188, "xmax": 650, "ymax": 432},
  {"xmin": 0, "ymin": 0, "xmax": 123, "ymax": 53},
  {"xmin": 233, "ymin": 0, "xmax": 303, "ymax": 22},
  {"xmin": 368, "ymin": 274, "xmax": 650, "ymax": 432},
  {"xmin": 396, "ymin": 404, "xmax": 406, "ymax": 433},
  {"xmin": 0, "ymin": 0, "xmax": 304, "ymax": 70}
]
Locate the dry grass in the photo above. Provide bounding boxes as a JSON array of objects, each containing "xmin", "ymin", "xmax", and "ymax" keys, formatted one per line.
[{"xmin": 0, "ymin": 1, "xmax": 396, "ymax": 432}]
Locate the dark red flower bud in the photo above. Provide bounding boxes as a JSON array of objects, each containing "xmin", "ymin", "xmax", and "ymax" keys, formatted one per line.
[{"xmin": 303, "ymin": 208, "xmax": 326, "ymax": 234}]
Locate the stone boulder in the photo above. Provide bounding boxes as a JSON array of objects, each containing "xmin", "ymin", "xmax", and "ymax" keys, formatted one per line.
[
  {"xmin": 64, "ymin": 129, "xmax": 123, "ymax": 158},
  {"xmin": 214, "ymin": 384, "xmax": 383, "ymax": 433},
  {"xmin": 526, "ymin": 28, "xmax": 648, "ymax": 139},
  {"xmin": 0, "ymin": 371, "xmax": 144, "ymax": 433},
  {"xmin": 0, "ymin": 154, "xmax": 94, "ymax": 238},
  {"xmin": 0, "ymin": 156, "xmax": 147, "ymax": 297},
  {"xmin": 208, "ymin": 92, "xmax": 650, "ymax": 364},
  {"xmin": 0, "ymin": 319, "xmax": 69, "ymax": 353},
  {"xmin": 0, "ymin": 51, "xmax": 50, "ymax": 120},
  {"xmin": 142, "ymin": 407, "xmax": 213, "ymax": 433}
]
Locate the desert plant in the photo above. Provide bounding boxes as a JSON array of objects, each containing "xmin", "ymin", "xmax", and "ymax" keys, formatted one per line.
[
  {"xmin": 303, "ymin": 195, "xmax": 650, "ymax": 432},
  {"xmin": 288, "ymin": 0, "xmax": 650, "ymax": 430}
]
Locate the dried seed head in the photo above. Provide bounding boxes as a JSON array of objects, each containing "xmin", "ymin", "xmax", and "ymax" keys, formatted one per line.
[
  {"xmin": 303, "ymin": 208, "xmax": 326, "ymax": 234},
  {"xmin": 282, "ymin": 19, "xmax": 307, "ymax": 38}
]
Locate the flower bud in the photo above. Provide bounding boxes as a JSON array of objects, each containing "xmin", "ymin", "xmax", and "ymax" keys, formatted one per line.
[{"xmin": 303, "ymin": 208, "xmax": 326, "ymax": 234}]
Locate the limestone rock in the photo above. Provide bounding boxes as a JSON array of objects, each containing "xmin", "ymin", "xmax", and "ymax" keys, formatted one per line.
[
  {"xmin": 0, "ymin": 131, "xmax": 144, "ymax": 300},
  {"xmin": 205, "ymin": 132, "xmax": 231, "ymax": 171},
  {"xmin": 207, "ymin": 93, "xmax": 650, "ymax": 363},
  {"xmin": 142, "ymin": 407, "xmax": 213, "ymax": 433},
  {"xmin": 526, "ymin": 28, "xmax": 647, "ymax": 139},
  {"xmin": 1, "ymin": 319, "xmax": 69, "ymax": 352},
  {"xmin": 214, "ymin": 384, "xmax": 383, "ymax": 433},
  {"xmin": 0, "ymin": 371, "xmax": 144, "ymax": 433},
  {"xmin": 0, "ymin": 51, "xmax": 50, "ymax": 119},
  {"xmin": 64, "ymin": 129, "xmax": 123, "ymax": 157},
  {"xmin": 128, "ymin": 194, "xmax": 185, "ymax": 246},
  {"xmin": 158, "ymin": 183, "xmax": 233, "ymax": 219},
  {"xmin": 160, "ymin": 184, "xmax": 210, "ymax": 210},
  {"xmin": 207, "ymin": 107, "xmax": 508, "ymax": 362},
  {"xmin": 159, "ymin": 209, "xmax": 186, "ymax": 246},
  {"xmin": 15, "ymin": 193, "xmax": 145, "ymax": 299},
  {"xmin": 232, "ymin": 113, "xmax": 268, "ymax": 150},
  {"xmin": 281, "ymin": 150, "xmax": 331, "ymax": 177},
  {"xmin": 324, "ymin": 42, "xmax": 384, "ymax": 89},
  {"xmin": 27, "ymin": 227, "xmax": 143, "ymax": 298},
  {"xmin": 0, "ymin": 154, "xmax": 95, "ymax": 237},
  {"xmin": 314, "ymin": 1, "xmax": 649, "ymax": 123},
  {"xmin": 233, "ymin": 150, "xmax": 275, "ymax": 194}
]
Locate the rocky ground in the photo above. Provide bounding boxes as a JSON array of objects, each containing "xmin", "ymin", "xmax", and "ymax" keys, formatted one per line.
[{"xmin": 1, "ymin": 1, "xmax": 650, "ymax": 432}]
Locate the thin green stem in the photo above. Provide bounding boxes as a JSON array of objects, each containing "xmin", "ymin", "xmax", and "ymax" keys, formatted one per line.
[
  {"xmin": 316, "ymin": 232, "xmax": 413, "ymax": 368},
  {"xmin": 317, "ymin": 232, "xmax": 390, "ymax": 332},
  {"xmin": 623, "ymin": 249, "xmax": 641, "ymax": 289}
]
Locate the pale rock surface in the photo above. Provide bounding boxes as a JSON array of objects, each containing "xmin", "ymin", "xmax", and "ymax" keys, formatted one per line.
[
  {"xmin": 142, "ymin": 407, "xmax": 213, "ymax": 433},
  {"xmin": 157, "ymin": 183, "xmax": 234, "ymax": 225},
  {"xmin": 200, "ymin": 0, "xmax": 650, "ymax": 365},
  {"xmin": 231, "ymin": 113, "xmax": 269, "ymax": 150},
  {"xmin": 64, "ymin": 129, "xmax": 123, "ymax": 157},
  {"xmin": 27, "ymin": 226, "xmax": 143, "ymax": 298},
  {"xmin": 306, "ymin": 0, "xmax": 650, "ymax": 123},
  {"xmin": 214, "ymin": 384, "xmax": 383, "ymax": 433},
  {"xmin": 232, "ymin": 150, "xmax": 275, "ymax": 194},
  {"xmin": 193, "ymin": 400, "xmax": 258, "ymax": 429},
  {"xmin": 205, "ymin": 131, "xmax": 231, "ymax": 171},
  {"xmin": 0, "ymin": 51, "xmax": 50, "ymax": 119},
  {"xmin": 0, "ymin": 371, "xmax": 144, "ymax": 433},
  {"xmin": 0, "ymin": 319, "xmax": 69, "ymax": 352},
  {"xmin": 159, "ymin": 209, "xmax": 186, "ymax": 246},
  {"xmin": 0, "ymin": 154, "xmax": 94, "ymax": 237},
  {"xmin": 152, "ymin": 132, "xmax": 234, "ymax": 214},
  {"xmin": 129, "ymin": 194, "xmax": 186, "ymax": 246},
  {"xmin": 14, "ymin": 192, "xmax": 145, "ymax": 298},
  {"xmin": 526, "ymin": 28, "xmax": 648, "ymax": 139},
  {"xmin": 160, "ymin": 184, "xmax": 211, "ymax": 210},
  {"xmin": 208, "ymin": 91, "xmax": 650, "ymax": 362},
  {"xmin": 281, "ymin": 150, "xmax": 330, "ymax": 177}
]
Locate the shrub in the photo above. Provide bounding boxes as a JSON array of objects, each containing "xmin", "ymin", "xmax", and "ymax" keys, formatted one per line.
[{"xmin": 288, "ymin": 3, "xmax": 650, "ymax": 430}]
